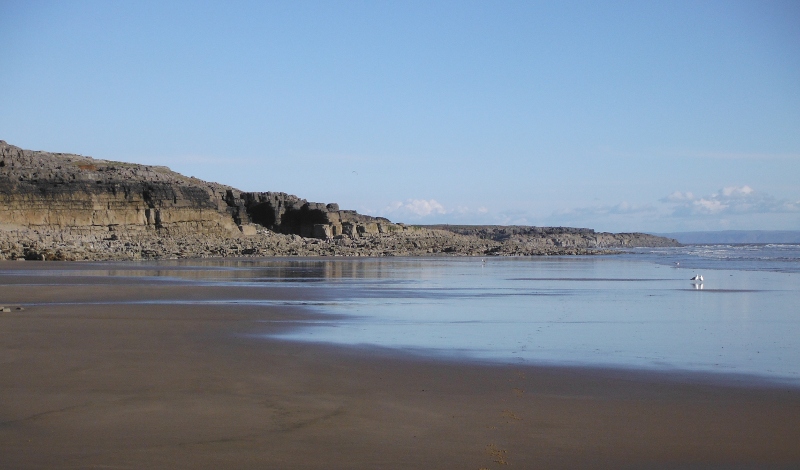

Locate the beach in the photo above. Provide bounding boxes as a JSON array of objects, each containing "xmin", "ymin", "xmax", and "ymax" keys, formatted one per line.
[{"xmin": 1, "ymin": 261, "xmax": 799, "ymax": 469}]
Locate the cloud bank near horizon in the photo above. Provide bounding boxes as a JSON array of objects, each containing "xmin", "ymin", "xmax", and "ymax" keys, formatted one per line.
[
  {"xmin": 663, "ymin": 186, "xmax": 799, "ymax": 216},
  {"xmin": 377, "ymin": 199, "xmax": 489, "ymax": 222},
  {"xmin": 372, "ymin": 186, "xmax": 799, "ymax": 232}
]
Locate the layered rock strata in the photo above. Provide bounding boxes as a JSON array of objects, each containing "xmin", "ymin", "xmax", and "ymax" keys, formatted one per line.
[
  {"xmin": 0, "ymin": 140, "xmax": 397, "ymax": 240},
  {"xmin": 231, "ymin": 191, "xmax": 401, "ymax": 239},
  {"xmin": 0, "ymin": 140, "xmax": 680, "ymax": 260}
]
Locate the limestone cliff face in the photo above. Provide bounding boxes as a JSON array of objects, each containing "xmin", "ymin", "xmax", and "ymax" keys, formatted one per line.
[
  {"xmin": 231, "ymin": 191, "xmax": 402, "ymax": 239},
  {"xmin": 0, "ymin": 141, "xmax": 398, "ymax": 239},
  {"xmin": 0, "ymin": 141, "xmax": 238, "ymax": 236}
]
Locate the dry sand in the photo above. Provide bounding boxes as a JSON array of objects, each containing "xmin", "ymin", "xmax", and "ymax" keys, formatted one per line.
[{"xmin": 1, "ymin": 263, "xmax": 799, "ymax": 469}]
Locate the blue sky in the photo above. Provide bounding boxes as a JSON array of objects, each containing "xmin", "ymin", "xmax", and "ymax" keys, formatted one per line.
[{"xmin": 1, "ymin": 0, "xmax": 798, "ymax": 232}]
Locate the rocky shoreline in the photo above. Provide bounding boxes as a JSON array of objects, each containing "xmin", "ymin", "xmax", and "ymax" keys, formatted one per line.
[
  {"xmin": 0, "ymin": 140, "xmax": 679, "ymax": 260},
  {"xmin": 0, "ymin": 225, "xmax": 634, "ymax": 261}
]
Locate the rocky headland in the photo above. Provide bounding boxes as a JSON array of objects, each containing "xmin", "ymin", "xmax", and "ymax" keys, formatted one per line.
[{"xmin": 0, "ymin": 140, "xmax": 679, "ymax": 260}]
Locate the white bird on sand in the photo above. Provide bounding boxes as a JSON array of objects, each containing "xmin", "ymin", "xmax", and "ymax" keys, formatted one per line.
[{"xmin": 690, "ymin": 274, "xmax": 704, "ymax": 282}]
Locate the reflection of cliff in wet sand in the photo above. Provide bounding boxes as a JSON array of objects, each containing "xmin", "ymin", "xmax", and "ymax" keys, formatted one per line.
[{"xmin": 0, "ymin": 140, "xmax": 679, "ymax": 260}]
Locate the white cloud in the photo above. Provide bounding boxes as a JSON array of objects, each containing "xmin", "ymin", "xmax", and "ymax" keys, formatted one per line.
[
  {"xmin": 666, "ymin": 186, "xmax": 800, "ymax": 217},
  {"xmin": 663, "ymin": 191, "xmax": 695, "ymax": 202},
  {"xmin": 378, "ymin": 199, "xmax": 496, "ymax": 223},
  {"xmin": 371, "ymin": 186, "xmax": 797, "ymax": 231},
  {"xmin": 691, "ymin": 198, "xmax": 726, "ymax": 214},
  {"xmin": 383, "ymin": 199, "xmax": 447, "ymax": 218},
  {"xmin": 721, "ymin": 185, "xmax": 754, "ymax": 197},
  {"xmin": 450, "ymin": 185, "xmax": 800, "ymax": 233}
]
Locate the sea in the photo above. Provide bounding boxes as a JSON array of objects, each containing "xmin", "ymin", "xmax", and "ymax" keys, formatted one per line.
[
  {"xmin": 6, "ymin": 244, "xmax": 800, "ymax": 384},
  {"xmin": 268, "ymin": 244, "xmax": 800, "ymax": 384}
]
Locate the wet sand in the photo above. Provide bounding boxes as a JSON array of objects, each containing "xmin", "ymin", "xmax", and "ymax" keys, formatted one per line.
[{"xmin": 1, "ymin": 266, "xmax": 799, "ymax": 469}]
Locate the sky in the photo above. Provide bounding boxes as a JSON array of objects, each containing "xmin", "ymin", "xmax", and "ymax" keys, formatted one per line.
[{"xmin": 1, "ymin": 0, "xmax": 798, "ymax": 233}]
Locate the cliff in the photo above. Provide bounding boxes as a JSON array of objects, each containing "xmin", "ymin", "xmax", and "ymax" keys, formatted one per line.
[
  {"xmin": 0, "ymin": 141, "xmax": 235, "ymax": 236},
  {"xmin": 0, "ymin": 140, "xmax": 399, "ymax": 239},
  {"xmin": 0, "ymin": 140, "xmax": 679, "ymax": 260}
]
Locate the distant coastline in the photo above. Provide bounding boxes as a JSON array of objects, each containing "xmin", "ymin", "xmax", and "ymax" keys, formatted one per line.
[{"xmin": 657, "ymin": 230, "xmax": 800, "ymax": 244}]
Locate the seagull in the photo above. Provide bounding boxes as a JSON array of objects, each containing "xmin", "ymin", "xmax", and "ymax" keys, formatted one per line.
[{"xmin": 690, "ymin": 274, "xmax": 704, "ymax": 282}]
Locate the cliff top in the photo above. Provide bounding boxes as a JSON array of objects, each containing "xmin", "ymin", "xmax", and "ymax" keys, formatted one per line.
[{"xmin": 0, "ymin": 140, "xmax": 231, "ymax": 190}]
